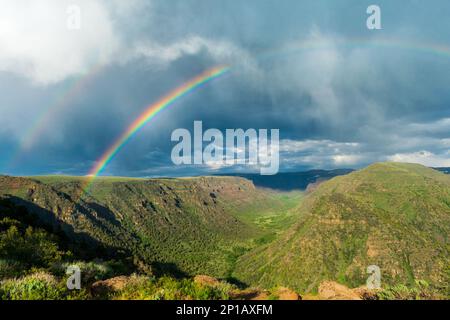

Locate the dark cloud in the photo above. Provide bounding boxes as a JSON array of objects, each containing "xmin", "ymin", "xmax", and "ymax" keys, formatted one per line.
[{"xmin": 1, "ymin": 0, "xmax": 450, "ymax": 176}]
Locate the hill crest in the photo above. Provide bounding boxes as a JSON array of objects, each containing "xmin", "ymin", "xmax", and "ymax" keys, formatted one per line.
[{"xmin": 234, "ymin": 163, "xmax": 450, "ymax": 294}]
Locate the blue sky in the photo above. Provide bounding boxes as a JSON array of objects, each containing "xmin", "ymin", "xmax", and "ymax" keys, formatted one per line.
[{"xmin": 0, "ymin": 0, "xmax": 449, "ymax": 176}]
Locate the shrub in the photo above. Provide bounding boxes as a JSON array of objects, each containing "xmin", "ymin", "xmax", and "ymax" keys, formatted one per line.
[
  {"xmin": 0, "ymin": 272, "xmax": 88, "ymax": 300},
  {"xmin": 111, "ymin": 275, "xmax": 234, "ymax": 300},
  {"xmin": 376, "ymin": 280, "xmax": 440, "ymax": 300},
  {"xmin": 51, "ymin": 260, "xmax": 120, "ymax": 285},
  {"xmin": 0, "ymin": 259, "xmax": 27, "ymax": 279},
  {"xmin": 156, "ymin": 277, "xmax": 231, "ymax": 300},
  {"xmin": 0, "ymin": 225, "xmax": 62, "ymax": 268}
]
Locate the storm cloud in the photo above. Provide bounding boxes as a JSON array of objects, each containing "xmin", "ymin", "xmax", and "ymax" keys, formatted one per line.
[{"xmin": 0, "ymin": 0, "xmax": 449, "ymax": 176}]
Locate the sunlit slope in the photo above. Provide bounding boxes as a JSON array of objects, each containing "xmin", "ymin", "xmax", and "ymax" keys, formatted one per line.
[
  {"xmin": 0, "ymin": 175, "xmax": 301, "ymax": 278},
  {"xmin": 234, "ymin": 163, "xmax": 450, "ymax": 294}
]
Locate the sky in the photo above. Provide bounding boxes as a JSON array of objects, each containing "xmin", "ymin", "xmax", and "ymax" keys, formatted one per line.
[{"xmin": 0, "ymin": 0, "xmax": 449, "ymax": 177}]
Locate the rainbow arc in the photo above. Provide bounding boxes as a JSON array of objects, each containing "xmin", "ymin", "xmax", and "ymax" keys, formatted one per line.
[{"xmin": 82, "ymin": 66, "xmax": 230, "ymax": 193}]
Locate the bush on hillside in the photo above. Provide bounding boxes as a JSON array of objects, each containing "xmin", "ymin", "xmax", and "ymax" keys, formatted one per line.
[
  {"xmin": 376, "ymin": 280, "xmax": 441, "ymax": 300},
  {"xmin": 0, "ymin": 272, "xmax": 88, "ymax": 300},
  {"xmin": 51, "ymin": 260, "xmax": 128, "ymax": 285},
  {"xmin": 0, "ymin": 225, "xmax": 62, "ymax": 269},
  {"xmin": 111, "ymin": 275, "xmax": 234, "ymax": 300}
]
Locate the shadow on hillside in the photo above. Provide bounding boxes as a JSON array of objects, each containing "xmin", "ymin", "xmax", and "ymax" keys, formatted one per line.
[
  {"xmin": 1, "ymin": 196, "xmax": 202, "ymax": 281},
  {"xmin": 225, "ymin": 276, "xmax": 248, "ymax": 289},
  {"xmin": 150, "ymin": 262, "xmax": 190, "ymax": 278},
  {"xmin": 1, "ymin": 196, "xmax": 131, "ymax": 261},
  {"xmin": 83, "ymin": 202, "xmax": 122, "ymax": 227},
  {"xmin": 0, "ymin": 196, "xmax": 250, "ymax": 282}
]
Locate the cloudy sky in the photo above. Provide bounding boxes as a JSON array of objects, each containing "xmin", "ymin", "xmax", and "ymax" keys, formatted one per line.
[{"xmin": 0, "ymin": 0, "xmax": 449, "ymax": 176}]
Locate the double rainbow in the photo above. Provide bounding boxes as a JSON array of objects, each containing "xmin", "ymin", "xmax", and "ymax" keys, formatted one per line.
[
  {"xmin": 83, "ymin": 66, "xmax": 230, "ymax": 192},
  {"xmin": 7, "ymin": 64, "xmax": 105, "ymax": 171},
  {"xmin": 7, "ymin": 36, "xmax": 450, "ymax": 184}
]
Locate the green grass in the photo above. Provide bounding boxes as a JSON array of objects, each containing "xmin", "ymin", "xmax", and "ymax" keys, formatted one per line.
[
  {"xmin": 234, "ymin": 163, "xmax": 450, "ymax": 294},
  {"xmin": 227, "ymin": 191, "xmax": 303, "ymax": 232},
  {"xmin": 1, "ymin": 174, "xmax": 304, "ymax": 282},
  {"xmin": 0, "ymin": 174, "xmax": 305, "ymax": 300},
  {"xmin": 2, "ymin": 163, "xmax": 448, "ymax": 300},
  {"xmin": 108, "ymin": 275, "xmax": 235, "ymax": 300},
  {"xmin": 0, "ymin": 272, "xmax": 89, "ymax": 300},
  {"xmin": 376, "ymin": 280, "xmax": 443, "ymax": 300},
  {"xmin": 30, "ymin": 175, "xmax": 146, "ymax": 183}
]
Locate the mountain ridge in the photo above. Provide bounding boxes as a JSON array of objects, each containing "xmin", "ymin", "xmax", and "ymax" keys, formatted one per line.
[{"xmin": 234, "ymin": 162, "xmax": 450, "ymax": 294}]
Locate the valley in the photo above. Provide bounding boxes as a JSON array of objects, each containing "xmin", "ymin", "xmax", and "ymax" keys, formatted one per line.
[
  {"xmin": 0, "ymin": 174, "xmax": 302, "ymax": 280},
  {"xmin": 0, "ymin": 163, "xmax": 449, "ymax": 300},
  {"xmin": 234, "ymin": 163, "xmax": 450, "ymax": 296}
]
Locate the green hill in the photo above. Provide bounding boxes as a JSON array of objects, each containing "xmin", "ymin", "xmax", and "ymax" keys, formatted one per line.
[
  {"xmin": 1, "ymin": 163, "xmax": 449, "ymax": 299},
  {"xmin": 234, "ymin": 163, "xmax": 450, "ymax": 295},
  {"xmin": 0, "ymin": 175, "xmax": 300, "ymax": 279}
]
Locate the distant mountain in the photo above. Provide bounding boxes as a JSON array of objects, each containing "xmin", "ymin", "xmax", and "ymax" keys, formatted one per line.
[
  {"xmin": 217, "ymin": 169, "xmax": 354, "ymax": 191},
  {"xmin": 234, "ymin": 163, "xmax": 450, "ymax": 294},
  {"xmin": 436, "ymin": 167, "xmax": 450, "ymax": 174}
]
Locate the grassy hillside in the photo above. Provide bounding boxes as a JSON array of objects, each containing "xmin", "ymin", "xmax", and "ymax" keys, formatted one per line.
[
  {"xmin": 0, "ymin": 175, "xmax": 301, "ymax": 279},
  {"xmin": 1, "ymin": 163, "xmax": 449, "ymax": 300},
  {"xmin": 234, "ymin": 163, "xmax": 450, "ymax": 295}
]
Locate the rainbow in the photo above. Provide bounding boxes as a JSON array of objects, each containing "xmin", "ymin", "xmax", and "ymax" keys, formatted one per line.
[
  {"xmin": 83, "ymin": 65, "xmax": 230, "ymax": 193},
  {"xmin": 9, "ymin": 37, "xmax": 450, "ymax": 161},
  {"xmin": 5, "ymin": 36, "xmax": 450, "ymax": 178},
  {"xmin": 21, "ymin": 64, "xmax": 105, "ymax": 151},
  {"xmin": 7, "ymin": 64, "xmax": 105, "ymax": 170},
  {"xmin": 350, "ymin": 37, "xmax": 450, "ymax": 58},
  {"xmin": 256, "ymin": 37, "xmax": 450, "ymax": 62}
]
